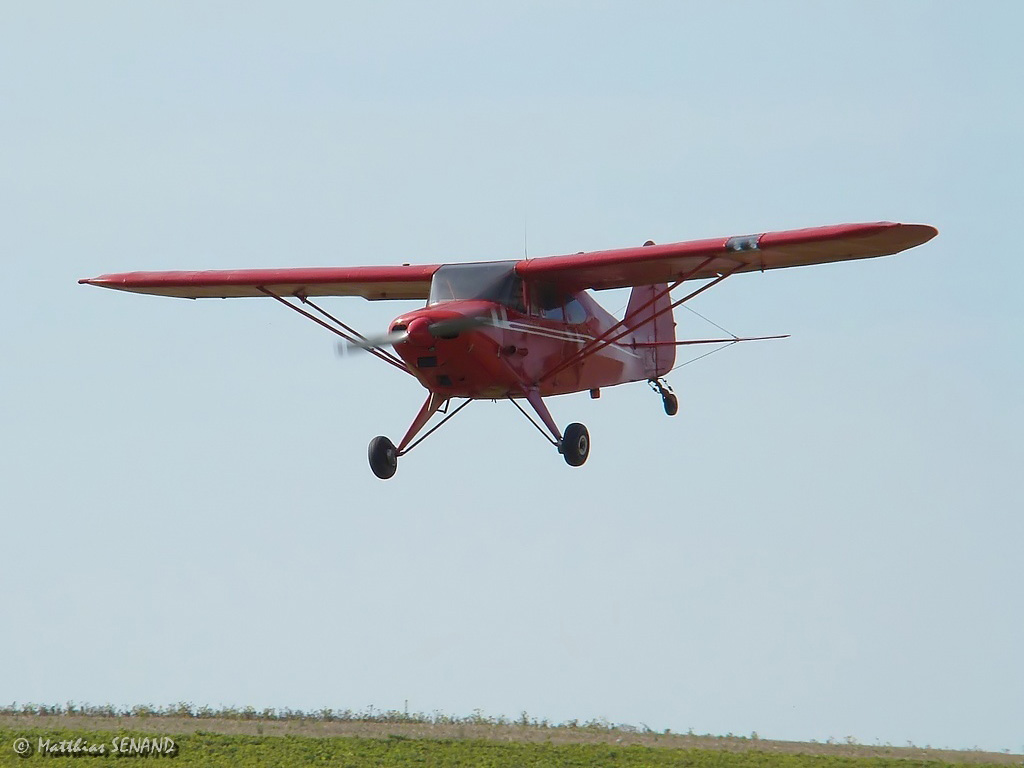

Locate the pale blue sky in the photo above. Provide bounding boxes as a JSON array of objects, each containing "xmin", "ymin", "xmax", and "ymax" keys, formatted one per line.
[{"xmin": 2, "ymin": 1, "xmax": 1021, "ymax": 753}]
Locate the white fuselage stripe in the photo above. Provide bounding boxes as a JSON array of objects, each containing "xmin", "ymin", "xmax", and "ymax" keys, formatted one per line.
[{"xmin": 494, "ymin": 320, "xmax": 642, "ymax": 358}]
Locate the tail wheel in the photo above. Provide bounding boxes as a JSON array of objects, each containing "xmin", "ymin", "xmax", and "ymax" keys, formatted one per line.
[
  {"xmin": 649, "ymin": 377, "xmax": 678, "ymax": 417},
  {"xmin": 561, "ymin": 422, "xmax": 590, "ymax": 467},
  {"xmin": 663, "ymin": 392, "xmax": 679, "ymax": 416},
  {"xmin": 368, "ymin": 436, "xmax": 398, "ymax": 479}
]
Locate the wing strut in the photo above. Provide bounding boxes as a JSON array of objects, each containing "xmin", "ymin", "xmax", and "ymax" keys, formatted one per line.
[
  {"xmin": 296, "ymin": 294, "xmax": 410, "ymax": 369},
  {"xmin": 539, "ymin": 263, "xmax": 739, "ymax": 383},
  {"xmin": 256, "ymin": 287, "xmax": 411, "ymax": 376}
]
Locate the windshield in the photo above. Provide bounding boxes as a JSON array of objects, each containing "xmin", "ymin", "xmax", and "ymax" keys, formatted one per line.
[{"xmin": 428, "ymin": 261, "xmax": 523, "ymax": 310}]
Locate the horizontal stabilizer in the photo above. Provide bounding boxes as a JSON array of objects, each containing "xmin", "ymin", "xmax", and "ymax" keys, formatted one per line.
[{"xmin": 633, "ymin": 334, "xmax": 790, "ymax": 347}]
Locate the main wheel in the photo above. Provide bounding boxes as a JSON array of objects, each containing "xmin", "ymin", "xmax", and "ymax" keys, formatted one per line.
[
  {"xmin": 561, "ymin": 422, "xmax": 590, "ymax": 467},
  {"xmin": 663, "ymin": 392, "xmax": 679, "ymax": 416},
  {"xmin": 368, "ymin": 436, "xmax": 398, "ymax": 479}
]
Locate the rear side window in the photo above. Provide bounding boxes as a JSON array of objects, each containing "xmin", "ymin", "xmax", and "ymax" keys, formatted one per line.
[{"xmin": 564, "ymin": 296, "xmax": 587, "ymax": 324}]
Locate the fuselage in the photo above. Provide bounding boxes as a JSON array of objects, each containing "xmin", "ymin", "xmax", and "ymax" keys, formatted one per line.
[{"xmin": 388, "ymin": 261, "xmax": 652, "ymax": 399}]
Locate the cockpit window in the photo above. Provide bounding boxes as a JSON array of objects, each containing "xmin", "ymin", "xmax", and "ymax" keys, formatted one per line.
[{"xmin": 428, "ymin": 261, "xmax": 524, "ymax": 311}]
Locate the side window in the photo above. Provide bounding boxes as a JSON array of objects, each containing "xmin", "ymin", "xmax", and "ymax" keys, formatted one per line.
[
  {"xmin": 564, "ymin": 296, "xmax": 587, "ymax": 324},
  {"xmin": 529, "ymin": 283, "xmax": 565, "ymax": 321},
  {"xmin": 541, "ymin": 303, "xmax": 563, "ymax": 321}
]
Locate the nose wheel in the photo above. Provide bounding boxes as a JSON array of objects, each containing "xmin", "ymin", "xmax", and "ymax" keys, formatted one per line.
[{"xmin": 648, "ymin": 378, "xmax": 678, "ymax": 416}]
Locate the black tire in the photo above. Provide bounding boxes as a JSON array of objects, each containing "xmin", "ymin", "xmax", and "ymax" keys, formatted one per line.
[
  {"xmin": 368, "ymin": 436, "xmax": 398, "ymax": 479},
  {"xmin": 663, "ymin": 392, "xmax": 679, "ymax": 416},
  {"xmin": 561, "ymin": 422, "xmax": 590, "ymax": 467}
]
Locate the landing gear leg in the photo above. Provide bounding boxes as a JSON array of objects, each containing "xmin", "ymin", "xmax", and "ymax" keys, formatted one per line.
[
  {"xmin": 523, "ymin": 389, "xmax": 590, "ymax": 467},
  {"xmin": 367, "ymin": 392, "xmax": 447, "ymax": 480},
  {"xmin": 648, "ymin": 378, "xmax": 678, "ymax": 416}
]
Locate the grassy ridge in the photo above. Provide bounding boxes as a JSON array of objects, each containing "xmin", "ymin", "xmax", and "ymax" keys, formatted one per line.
[{"xmin": 0, "ymin": 728, "xmax": 1015, "ymax": 768}]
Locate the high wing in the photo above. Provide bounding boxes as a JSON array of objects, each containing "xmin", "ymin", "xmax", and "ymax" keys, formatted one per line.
[
  {"xmin": 78, "ymin": 264, "xmax": 442, "ymax": 300},
  {"xmin": 79, "ymin": 222, "xmax": 936, "ymax": 300},
  {"xmin": 515, "ymin": 222, "xmax": 937, "ymax": 291}
]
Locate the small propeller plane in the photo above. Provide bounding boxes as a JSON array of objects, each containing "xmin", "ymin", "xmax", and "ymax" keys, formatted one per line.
[{"xmin": 81, "ymin": 221, "xmax": 936, "ymax": 478}]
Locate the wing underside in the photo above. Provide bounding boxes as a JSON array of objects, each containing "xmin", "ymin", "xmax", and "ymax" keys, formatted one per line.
[
  {"xmin": 78, "ymin": 265, "xmax": 441, "ymax": 300},
  {"xmin": 79, "ymin": 222, "xmax": 937, "ymax": 300}
]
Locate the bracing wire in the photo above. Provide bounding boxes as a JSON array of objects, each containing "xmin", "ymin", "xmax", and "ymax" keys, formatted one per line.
[
  {"xmin": 680, "ymin": 303, "xmax": 738, "ymax": 339},
  {"xmin": 670, "ymin": 341, "xmax": 739, "ymax": 372}
]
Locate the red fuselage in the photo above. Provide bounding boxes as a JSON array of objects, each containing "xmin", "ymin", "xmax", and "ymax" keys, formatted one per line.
[{"xmin": 389, "ymin": 294, "xmax": 649, "ymax": 399}]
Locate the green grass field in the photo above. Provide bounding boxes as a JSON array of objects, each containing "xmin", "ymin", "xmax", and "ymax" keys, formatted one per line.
[{"xmin": 1, "ymin": 726, "xmax": 1019, "ymax": 768}]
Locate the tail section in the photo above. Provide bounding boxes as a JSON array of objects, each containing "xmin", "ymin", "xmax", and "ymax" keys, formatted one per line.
[{"xmin": 623, "ymin": 284, "xmax": 675, "ymax": 377}]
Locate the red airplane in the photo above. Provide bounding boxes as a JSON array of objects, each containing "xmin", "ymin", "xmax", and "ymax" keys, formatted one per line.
[{"xmin": 80, "ymin": 221, "xmax": 936, "ymax": 479}]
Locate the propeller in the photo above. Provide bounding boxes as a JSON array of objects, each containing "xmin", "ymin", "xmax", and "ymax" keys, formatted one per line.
[
  {"xmin": 335, "ymin": 311, "xmax": 500, "ymax": 357},
  {"xmin": 339, "ymin": 328, "xmax": 410, "ymax": 352}
]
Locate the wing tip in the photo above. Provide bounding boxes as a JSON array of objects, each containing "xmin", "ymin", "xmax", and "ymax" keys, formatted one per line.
[
  {"xmin": 896, "ymin": 222, "xmax": 939, "ymax": 248},
  {"xmin": 80, "ymin": 276, "xmax": 127, "ymax": 290}
]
